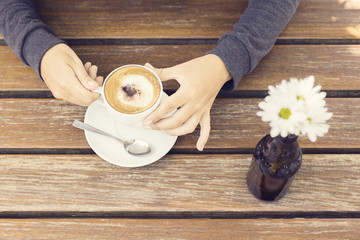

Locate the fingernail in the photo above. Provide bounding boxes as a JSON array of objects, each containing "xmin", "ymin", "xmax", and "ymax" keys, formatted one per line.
[
  {"xmin": 143, "ymin": 119, "xmax": 153, "ymax": 125},
  {"xmin": 145, "ymin": 63, "xmax": 154, "ymax": 69},
  {"xmin": 143, "ymin": 125, "xmax": 152, "ymax": 130},
  {"xmin": 197, "ymin": 144, "xmax": 204, "ymax": 151}
]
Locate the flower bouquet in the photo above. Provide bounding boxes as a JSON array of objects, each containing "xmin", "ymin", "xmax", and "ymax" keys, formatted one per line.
[{"xmin": 246, "ymin": 76, "xmax": 332, "ymax": 201}]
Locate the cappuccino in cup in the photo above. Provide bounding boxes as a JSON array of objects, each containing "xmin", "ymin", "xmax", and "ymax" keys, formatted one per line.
[
  {"xmin": 93, "ymin": 64, "xmax": 163, "ymax": 125},
  {"xmin": 104, "ymin": 66, "xmax": 161, "ymax": 114}
]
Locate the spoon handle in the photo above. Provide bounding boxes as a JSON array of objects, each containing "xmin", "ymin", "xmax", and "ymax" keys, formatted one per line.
[{"xmin": 72, "ymin": 120, "xmax": 124, "ymax": 144}]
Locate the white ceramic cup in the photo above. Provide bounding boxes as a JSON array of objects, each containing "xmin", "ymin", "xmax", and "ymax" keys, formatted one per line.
[{"xmin": 93, "ymin": 64, "xmax": 163, "ymax": 126}]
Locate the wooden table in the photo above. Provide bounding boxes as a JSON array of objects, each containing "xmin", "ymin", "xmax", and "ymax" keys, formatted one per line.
[{"xmin": 1, "ymin": 0, "xmax": 360, "ymax": 239}]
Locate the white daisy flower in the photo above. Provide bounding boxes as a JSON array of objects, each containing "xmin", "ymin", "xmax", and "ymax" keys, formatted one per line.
[
  {"xmin": 257, "ymin": 76, "xmax": 332, "ymax": 142},
  {"xmin": 257, "ymin": 82, "xmax": 306, "ymax": 138},
  {"xmin": 301, "ymin": 106, "xmax": 333, "ymax": 142}
]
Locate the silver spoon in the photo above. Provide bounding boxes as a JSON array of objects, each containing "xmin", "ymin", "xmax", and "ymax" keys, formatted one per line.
[{"xmin": 72, "ymin": 120, "xmax": 151, "ymax": 156}]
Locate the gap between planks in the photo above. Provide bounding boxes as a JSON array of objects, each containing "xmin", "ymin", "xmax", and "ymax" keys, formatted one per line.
[
  {"xmin": 1, "ymin": 211, "xmax": 360, "ymax": 219},
  {"xmin": 1, "ymin": 149, "xmax": 360, "ymax": 155},
  {"xmin": 1, "ymin": 90, "xmax": 360, "ymax": 99},
  {"xmin": 1, "ymin": 38, "xmax": 360, "ymax": 46}
]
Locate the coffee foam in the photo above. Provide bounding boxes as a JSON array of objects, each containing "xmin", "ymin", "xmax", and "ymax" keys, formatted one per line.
[
  {"xmin": 118, "ymin": 74, "xmax": 154, "ymax": 108},
  {"xmin": 104, "ymin": 66, "xmax": 161, "ymax": 114}
]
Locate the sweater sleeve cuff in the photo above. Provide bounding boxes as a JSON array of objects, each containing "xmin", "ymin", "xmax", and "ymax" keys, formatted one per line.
[
  {"xmin": 22, "ymin": 27, "xmax": 65, "ymax": 79},
  {"xmin": 207, "ymin": 35, "xmax": 251, "ymax": 91}
]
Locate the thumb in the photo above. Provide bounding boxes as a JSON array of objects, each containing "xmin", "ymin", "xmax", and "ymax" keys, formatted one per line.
[
  {"xmin": 73, "ymin": 64, "xmax": 99, "ymax": 90},
  {"xmin": 145, "ymin": 62, "xmax": 176, "ymax": 82}
]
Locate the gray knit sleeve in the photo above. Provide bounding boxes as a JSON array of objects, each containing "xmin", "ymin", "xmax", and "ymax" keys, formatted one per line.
[
  {"xmin": 0, "ymin": 0, "xmax": 65, "ymax": 78},
  {"xmin": 209, "ymin": 0, "xmax": 301, "ymax": 90}
]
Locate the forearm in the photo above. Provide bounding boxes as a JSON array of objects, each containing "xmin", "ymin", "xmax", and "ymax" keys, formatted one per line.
[
  {"xmin": 209, "ymin": 0, "xmax": 301, "ymax": 90},
  {"xmin": 0, "ymin": 0, "xmax": 64, "ymax": 77}
]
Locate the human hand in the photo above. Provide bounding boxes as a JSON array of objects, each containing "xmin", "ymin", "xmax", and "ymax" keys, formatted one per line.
[
  {"xmin": 143, "ymin": 54, "xmax": 231, "ymax": 151},
  {"xmin": 40, "ymin": 43, "xmax": 104, "ymax": 106}
]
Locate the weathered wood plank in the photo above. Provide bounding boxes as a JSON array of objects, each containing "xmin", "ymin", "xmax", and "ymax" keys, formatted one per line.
[
  {"xmin": 0, "ymin": 0, "xmax": 355, "ymax": 40},
  {"xmin": 0, "ymin": 219, "xmax": 359, "ymax": 240},
  {"xmin": 0, "ymin": 98, "xmax": 358, "ymax": 150},
  {"xmin": 0, "ymin": 154, "xmax": 359, "ymax": 212},
  {"xmin": 287, "ymin": 0, "xmax": 360, "ymax": 40},
  {"xmin": 1, "ymin": 45, "xmax": 360, "ymax": 92}
]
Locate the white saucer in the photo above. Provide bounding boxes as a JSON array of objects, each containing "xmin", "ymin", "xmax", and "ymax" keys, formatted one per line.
[{"xmin": 84, "ymin": 92, "xmax": 177, "ymax": 167}]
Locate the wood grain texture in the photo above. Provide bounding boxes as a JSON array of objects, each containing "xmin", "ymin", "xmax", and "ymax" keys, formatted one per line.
[
  {"xmin": 0, "ymin": 0, "xmax": 357, "ymax": 39},
  {"xmin": 1, "ymin": 45, "xmax": 360, "ymax": 92},
  {"xmin": 34, "ymin": 0, "xmax": 247, "ymax": 39},
  {"xmin": 0, "ymin": 219, "xmax": 359, "ymax": 240},
  {"xmin": 286, "ymin": 0, "xmax": 360, "ymax": 40},
  {"xmin": 0, "ymin": 0, "xmax": 359, "ymax": 236},
  {"xmin": 0, "ymin": 154, "xmax": 359, "ymax": 212},
  {"xmin": 0, "ymin": 98, "xmax": 358, "ymax": 150}
]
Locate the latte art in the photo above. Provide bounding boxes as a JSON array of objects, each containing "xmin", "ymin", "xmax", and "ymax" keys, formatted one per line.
[
  {"xmin": 104, "ymin": 66, "xmax": 161, "ymax": 114},
  {"xmin": 118, "ymin": 75, "xmax": 156, "ymax": 109}
]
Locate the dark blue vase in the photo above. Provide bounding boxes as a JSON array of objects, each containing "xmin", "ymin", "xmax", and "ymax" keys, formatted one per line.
[{"xmin": 246, "ymin": 134, "xmax": 302, "ymax": 201}]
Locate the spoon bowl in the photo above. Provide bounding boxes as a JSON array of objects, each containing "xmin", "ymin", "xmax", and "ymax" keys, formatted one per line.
[{"xmin": 72, "ymin": 120, "xmax": 151, "ymax": 156}]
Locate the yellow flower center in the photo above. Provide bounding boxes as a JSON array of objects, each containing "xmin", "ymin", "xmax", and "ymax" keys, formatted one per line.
[
  {"xmin": 297, "ymin": 95, "xmax": 306, "ymax": 101},
  {"xmin": 279, "ymin": 108, "xmax": 291, "ymax": 119}
]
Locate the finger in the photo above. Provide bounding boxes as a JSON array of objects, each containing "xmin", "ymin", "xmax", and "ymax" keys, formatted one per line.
[
  {"xmin": 59, "ymin": 65, "xmax": 100, "ymax": 106},
  {"xmin": 149, "ymin": 102, "xmax": 197, "ymax": 130},
  {"xmin": 64, "ymin": 76, "xmax": 100, "ymax": 106},
  {"xmin": 72, "ymin": 62, "xmax": 99, "ymax": 90},
  {"xmin": 88, "ymin": 65, "xmax": 98, "ymax": 79},
  {"xmin": 145, "ymin": 62, "xmax": 176, "ymax": 82},
  {"xmin": 84, "ymin": 62, "xmax": 91, "ymax": 72},
  {"xmin": 95, "ymin": 76, "xmax": 104, "ymax": 86},
  {"xmin": 143, "ymin": 91, "xmax": 187, "ymax": 125},
  {"xmin": 196, "ymin": 112, "xmax": 211, "ymax": 151},
  {"xmin": 67, "ymin": 90, "xmax": 99, "ymax": 106},
  {"xmin": 52, "ymin": 74, "xmax": 99, "ymax": 106},
  {"xmin": 165, "ymin": 113, "xmax": 201, "ymax": 136}
]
